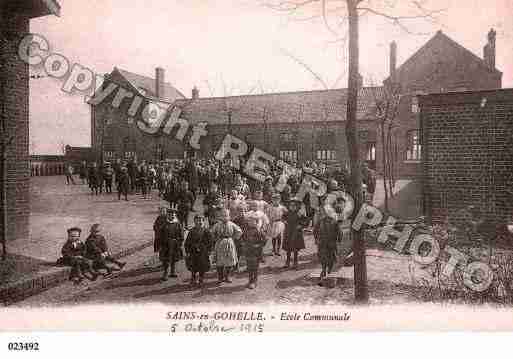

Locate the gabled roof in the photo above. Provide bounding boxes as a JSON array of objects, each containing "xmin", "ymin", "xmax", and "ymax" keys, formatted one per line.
[
  {"xmin": 115, "ymin": 67, "xmax": 185, "ymax": 103},
  {"xmin": 173, "ymin": 87, "xmax": 384, "ymax": 126},
  {"xmin": 387, "ymin": 30, "xmax": 502, "ymax": 83}
]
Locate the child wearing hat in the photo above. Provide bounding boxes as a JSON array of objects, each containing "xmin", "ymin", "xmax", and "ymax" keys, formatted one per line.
[
  {"xmin": 242, "ymin": 213, "xmax": 267, "ymax": 289},
  {"xmin": 282, "ymin": 197, "xmax": 309, "ymax": 270},
  {"xmin": 184, "ymin": 215, "xmax": 213, "ymax": 287},
  {"xmin": 159, "ymin": 208, "xmax": 184, "ymax": 281},
  {"xmin": 85, "ymin": 224, "xmax": 126, "ymax": 276},
  {"xmin": 61, "ymin": 227, "xmax": 99, "ymax": 284}
]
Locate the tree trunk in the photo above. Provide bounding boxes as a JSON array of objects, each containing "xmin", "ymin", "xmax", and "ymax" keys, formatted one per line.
[
  {"xmin": 381, "ymin": 121, "xmax": 389, "ymax": 212},
  {"xmin": 346, "ymin": 0, "xmax": 368, "ymax": 303}
]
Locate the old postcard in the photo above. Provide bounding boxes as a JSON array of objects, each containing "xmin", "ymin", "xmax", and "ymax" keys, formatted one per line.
[{"xmin": 1, "ymin": 0, "xmax": 513, "ymax": 342}]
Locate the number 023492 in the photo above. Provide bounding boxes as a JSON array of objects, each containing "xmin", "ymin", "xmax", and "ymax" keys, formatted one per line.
[{"xmin": 8, "ymin": 342, "xmax": 39, "ymax": 351}]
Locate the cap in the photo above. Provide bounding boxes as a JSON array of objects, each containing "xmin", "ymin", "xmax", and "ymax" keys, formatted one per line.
[{"xmin": 67, "ymin": 227, "xmax": 82, "ymax": 234}]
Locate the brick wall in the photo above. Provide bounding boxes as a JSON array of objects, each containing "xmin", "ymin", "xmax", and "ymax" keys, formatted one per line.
[
  {"xmin": 420, "ymin": 89, "xmax": 513, "ymax": 227},
  {"xmin": 1, "ymin": 8, "xmax": 30, "ymax": 241}
]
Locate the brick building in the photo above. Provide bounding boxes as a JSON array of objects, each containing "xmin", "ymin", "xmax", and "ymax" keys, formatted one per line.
[
  {"xmin": 382, "ymin": 29, "xmax": 502, "ymax": 178},
  {"xmin": 92, "ymin": 68, "xmax": 383, "ymax": 167},
  {"xmin": 1, "ymin": 0, "xmax": 60, "ymax": 242},
  {"xmin": 92, "ymin": 29, "xmax": 502, "ymax": 178},
  {"xmin": 420, "ymin": 88, "xmax": 513, "ymax": 227},
  {"xmin": 90, "ymin": 67, "xmax": 185, "ymax": 163},
  {"xmin": 93, "ymin": 82, "xmax": 382, "ymax": 166}
]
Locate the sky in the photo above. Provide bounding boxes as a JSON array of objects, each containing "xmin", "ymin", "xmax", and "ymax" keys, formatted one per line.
[{"xmin": 29, "ymin": 0, "xmax": 513, "ymax": 154}]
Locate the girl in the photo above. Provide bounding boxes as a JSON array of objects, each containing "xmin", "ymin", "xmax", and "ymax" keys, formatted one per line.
[
  {"xmin": 265, "ymin": 192, "xmax": 287, "ymax": 256},
  {"xmin": 211, "ymin": 208, "xmax": 242, "ymax": 284}
]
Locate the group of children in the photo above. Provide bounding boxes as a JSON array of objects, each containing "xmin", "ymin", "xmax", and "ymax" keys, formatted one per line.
[
  {"xmin": 153, "ymin": 178, "xmax": 351, "ymax": 289},
  {"xmin": 60, "ymin": 224, "xmax": 126, "ymax": 284}
]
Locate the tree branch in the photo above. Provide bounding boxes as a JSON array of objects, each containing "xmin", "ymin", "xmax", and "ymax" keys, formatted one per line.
[{"xmin": 279, "ymin": 47, "xmax": 329, "ymax": 89}]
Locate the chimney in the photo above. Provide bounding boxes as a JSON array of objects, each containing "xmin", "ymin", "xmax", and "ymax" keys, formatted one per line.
[
  {"xmin": 155, "ymin": 67, "xmax": 165, "ymax": 99},
  {"xmin": 192, "ymin": 86, "xmax": 199, "ymax": 100},
  {"xmin": 483, "ymin": 28, "xmax": 496, "ymax": 70},
  {"xmin": 390, "ymin": 41, "xmax": 397, "ymax": 82}
]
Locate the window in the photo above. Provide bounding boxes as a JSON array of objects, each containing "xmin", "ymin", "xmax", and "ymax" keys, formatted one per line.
[
  {"xmin": 104, "ymin": 151, "xmax": 114, "ymax": 159},
  {"xmin": 280, "ymin": 133, "xmax": 297, "ymax": 143},
  {"xmin": 279, "ymin": 150, "xmax": 297, "ymax": 162},
  {"xmin": 366, "ymin": 143, "xmax": 376, "ymax": 161},
  {"xmin": 411, "ymin": 96, "xmax": 419, "ymax": 113},
  {"xmin": 124, "ymin": 151, "xmax": 135, "ymax": 159},
  {"xmin": 184, "ymin": 150, "xmax": 197, "ymax": 159},
  {"xmin": 406, "ymin": 130, "xmax": 421, "ymax": 161},
  {"xmin": 316, "ymin": 150, "xmax": 336, "ymax": 161}
]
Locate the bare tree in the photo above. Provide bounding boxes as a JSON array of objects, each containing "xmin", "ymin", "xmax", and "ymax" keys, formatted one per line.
[
  {"xmin": 262, "ymin": 0, "xmax": 444, "ymax": 303},
  {"xmin": 369, "ymin": 81, "xmax": 401, "ymax": 213}
]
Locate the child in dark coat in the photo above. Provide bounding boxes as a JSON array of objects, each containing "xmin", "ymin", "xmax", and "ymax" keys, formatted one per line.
[
  {"xmin": 185, "ymin": 215, "xmax": 213, "ymax": 287},
  {"xmin": 242, "ymin": 214, "xmax": 267, "ymax": 289}
]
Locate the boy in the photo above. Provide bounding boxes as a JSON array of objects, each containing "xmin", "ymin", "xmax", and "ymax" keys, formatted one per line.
[
  {"xmin": 242, "ymin": 213, "xmax": 267, "ymax": 289},
  {"xmin": 313, "ymin": 206, "xmax": 341, "ymax": 286},
  {"xmin": 203, "ymin": 182, "xmax": 222, "ymax": 227},
  {"xmin": 85, "ymin": 223, "xmax": 126, "ymax": 276},
  {"xmin": 176, "ymin": 181, "xmax": 195, "ymax": 228},
  {"xmin": 185, "ymin": 215, "xmax": 213, "ymax": 287},
  {"xmin": 61, "ymin": 227, "xmax": 99, "ymax": 284},
  {"xmin": 159, "ymin": 208, "xmax": 184, "ymax": 281}
]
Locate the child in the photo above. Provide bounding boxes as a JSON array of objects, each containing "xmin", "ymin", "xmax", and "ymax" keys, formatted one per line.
[
  {"xmin": 185, "ymin": 215, "xmax": 213, "ymax": 287},
  {"xmin": 159, "ymin": 208, "xmax": 184, "ymax": 281},
  {"xmin": 211, "ymin": 208, "xmax": 242, "ymax": 284},
  {"xmin": 242, "ymin": 213, "xmax": 267, "ymax": 289},
  {"xmin": 203, "ymin": 182, "xmax": 222, "ymax": 227},
  {"xmin": 251, "ymin": 190, "xmax": 267, "ymax": 212},
  {"xmin": 313, "ymin": 206, "xmax": 341, "ymax": 286},
  {"xmin": 246, "ymin": 200, "xmax": 270, "ymax": 263},
  {"xmin": 282, "ymin": 198, "xmax": 309, "ymax": 270},
  {"xmin": 265, "ymin": 192, "xmax": 287, "ymax": 256}
]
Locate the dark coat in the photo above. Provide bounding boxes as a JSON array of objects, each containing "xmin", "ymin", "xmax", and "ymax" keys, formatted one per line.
[
  {"xmin": 243, "ymin": 227, "xmax": 267, "ymax": 271},
  {"xmin": 203, "ymin": 191, "xmax": 221, "ymax": 218},
  {"xmin": 185, "ymin": 227, "xmax": 213, "ymax": 273},
  {"xmin": 153, "ymin": 214, "xmax": 167, "ymax": 252},
  {"xmin": 85, "ymin": 234, "xmax": 108, "ymax": 261},
  {"xmin": 117, "ymin": 172, "xmax": 130, "ymax": 192},
  {"xmin": 282, "ymin": 211, "xmax": 309, "ymax": 252},
  {"xmin": 164, "ymin": 178, "xmax": 178, "ymax": 203},
  {"xmin": 177, "ymin": 190, "xmax": 195, "ymax": 216},
  {"xmin": 79, "ymin": 165, "xmax": 87, "ymax": 179},
  {"xmin": 62, "ymin": 240, "xmax": 86, "ymax": 259},
  {"xmin": 313, "ymin": 216, "xmax": 340, "ymax": 265},
  {"xmin": 159, "ymin": 220, "xmax": 184, "ymax": 263},
  {"xmin": 88, "ymin": 167, "xmax": 101, "ymax": 187}
]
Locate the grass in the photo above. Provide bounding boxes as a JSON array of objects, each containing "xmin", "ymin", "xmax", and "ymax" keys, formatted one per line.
[{"xmin": 0, "ymin": 254, "xmax": 55, "ymax": 287}]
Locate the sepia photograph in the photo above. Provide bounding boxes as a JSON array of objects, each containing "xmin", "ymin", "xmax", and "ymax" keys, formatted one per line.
[{"xmin": 1, "ymin": 0, "xmax": 513, "ymax": 341}]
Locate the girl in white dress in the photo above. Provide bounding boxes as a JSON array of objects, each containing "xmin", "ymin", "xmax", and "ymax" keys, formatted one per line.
[{"xmin": 265, "ymin": 192, "xmax": 287, "ymax": 256}]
